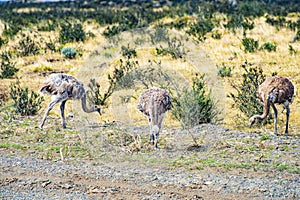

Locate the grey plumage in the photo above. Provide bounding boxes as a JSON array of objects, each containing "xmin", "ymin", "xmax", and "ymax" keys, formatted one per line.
[
  {"xmin": 39, "ymin": 73, "xmax": 101, "ymax": 129},
  {"xmin": 137, "ymin": 87, "xmax": 172, "ymax": 149},
  {"xmin": 249, "ymin": 76, "xmax": 294, "ymax": 134}
]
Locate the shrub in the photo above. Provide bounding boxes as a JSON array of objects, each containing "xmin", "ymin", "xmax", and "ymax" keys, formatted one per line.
[
  {"xmin": 3, "ymin": 23, "xmax": 21, "ymax": 39},
  {"xmin": 102, "ymin": 25, "xmax": 121, "ymax": 39},
  {"xmin": 288, "ymin": 45, "xmax": 298, "ymax": 55},
  {"xmin": 260, "ymin": 42, "xmax": 277, "ymax": 52},
  {"xmin": 156, "ymin": 37, "xmax": 186, "ymax": 59},
  {"xmin": 167, "ymin": 17, "xmax": 189, "ymax": 30},
  {"xmin": 0, "ymin": 52, "xmax": 19, "ymax": 79},
  {"xmin": 87, "ymin": 58, "xmax": 138, "ymax": 106},
  {"xmin": 0, "ymin": 37, "xmax": 8, "ymax": 48},
  {"xmin": 18, "ymin": 33, "xmax": 40, "ymax": 56},
  {"xmin": 171, "ymin": 74, "xmax": 220, "ymax": 129},
  {"xmin": 45, "ymin": 37, "xmax": 58, "ymax": 52},
  {"xmin": 59, "ymin": 22, "xmax": 86, "ymax": 44},
  {"xmin": 186, "ymin": 19, "xmax": 214, "ymax": 42},
  {"xmin": 228, "ymin": 61, "xmax": 269, "ymax": 123},
  {"xmin": 291, "ymin": 30, "xmax": 300, "ymax": 43},
  {"xmin": 61, "ymin": 47, "xmax": 77, "ymax": 59},
  {"xmin": 87, "ymin": 78, "xmax": 103, "ymax": 106},
  {"xmin": 242, "ymin": 37, "xmax": 259, "ymax": 53},
  {"xmin": 212, "ymin": 30, "xmax": 222, "ymax": 40},
  {"xmin": 121, "ymin": 44, "xmax": 137, "ymax": 59},
  {"xmin": 217, "ymin": 63, "xmax": 234, "ymax": 77},
  {"xmin": 225, "ymin": 14, "xmax": 244, "ymax": 32},
  {"xmin": 0, "ymin": 87, "xmax": 8, "ymax": 107},
  {"xmin": 149, "ymin": 26, "xmax": 169, "ymax": 44},
  {"xmin": 10, "ymin": 79, "xmax": 44, "ymax": 116}
]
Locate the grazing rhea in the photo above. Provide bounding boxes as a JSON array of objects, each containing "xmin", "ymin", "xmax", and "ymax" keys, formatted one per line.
[
  {"xmin": 39, "ymin": 73, "xmax": 101, "ymax": 129},
  {"xmin": 137, "ymin": 87, "xmax": 172, "ymax": 149},
  {"xmin": 249, "ymin": 76, "xmax": 294, "ymax": 134}
]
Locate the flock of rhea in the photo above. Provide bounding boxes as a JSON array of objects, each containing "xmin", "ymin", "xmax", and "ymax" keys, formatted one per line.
[{"xmin": 39, "ymin": 73, "xmax": 294, "ymax": 148}]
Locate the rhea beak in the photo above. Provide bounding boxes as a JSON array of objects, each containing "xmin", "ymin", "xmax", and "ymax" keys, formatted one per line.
[
  {"xmin": 249, "ymin": 118, "xmax": 255, "ymax": 128},
  {"xmin": 97, "ymin": 108, "xmax": 101, "ymax": 115}
]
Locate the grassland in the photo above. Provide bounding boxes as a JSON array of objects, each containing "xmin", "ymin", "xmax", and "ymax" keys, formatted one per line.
[{"xmin": 0, "ymin": 0, "xmax": 299, "ymax": 170}]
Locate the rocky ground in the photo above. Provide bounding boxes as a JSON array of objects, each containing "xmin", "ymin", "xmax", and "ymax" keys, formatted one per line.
[{"xmin": 1, "ymin": 124, "xmax": 299, "ymax": 199}]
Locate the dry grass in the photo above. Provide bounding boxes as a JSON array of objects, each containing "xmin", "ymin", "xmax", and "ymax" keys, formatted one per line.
[{"xmin": 0, "ymin": 15, "xmax": 299, "ymax": 134}]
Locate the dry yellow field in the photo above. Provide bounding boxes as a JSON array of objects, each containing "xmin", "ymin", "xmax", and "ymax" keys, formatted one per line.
[{"xmin": 0, "ymin": 15, "xmax": 299, "ymax": 134}]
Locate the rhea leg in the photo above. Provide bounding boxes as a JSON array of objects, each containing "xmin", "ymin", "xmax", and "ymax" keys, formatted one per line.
[
  {"xmin": 39, "ymin": 93, "xmax": 68, "ymax": 129},
  {"xmin": 271, "ymin": 104, "xmax": 278, "ymax": 134},
  {"xmin": 285, "ymin": 104, "xmax": 290, "ymax": 134},
  {"xmin": 39, "ymin": 99, "xmax": 60, "ymax": 129},
  {"xmin": 149, "ymin": 118, "xmax": 154, "ymax": 145},
  {"xmin": 60, "ymin": 100, "xmax": 67, "ymax": 128}
]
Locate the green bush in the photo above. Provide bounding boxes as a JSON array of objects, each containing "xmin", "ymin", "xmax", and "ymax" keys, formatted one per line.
[
  {"xmin": 171, "ymin": 74, "xmax": 220, "ymax": 129},
  {"xmin": 0, "ymin": 37, "xmax": 8, "ymax": 48},
  {"xmin": 242, "ymin": 37, "xmax": 259, "ymax": 53},
  {"xmin": 87, "ymin": 78, "xmax": 103, "ymax": 106},
  {"xmin": 292, "ymin": 30, "xmax": 300, "ymax": 43},
  {"xmin": 217, "ymin": 63, "xmax": 234, "ymax": 77},
  {"xmin": 288, "ymin": 45, "xmax": 298, "ymax": 55},
  {"xmin": 212, "ymin": 30, "xmax": 222, "ymax": 40},
  {"xmin": 260, "ymin": 42, "xmax": 277, "ymax": 52},
  {"xmin": 10, "ymin": 79, "xmax": 44, "ymax": 116},
  {"xmin": 121, "ymin": 44, "xmax": 137, "ymax": 59},
  {"xmin": 0, "ymin": 52, "xmax": 19, "ymax": 79},
  {"xmin": 156, "ymin": 37, "xmax": 186, "ymax": 59},
  {"xmin": 87, "ymin": 58, "xmax": 138, "ymax": 106},
  {"xmin": 61, "ymin": 47, "xmax": 77, "ymax": 59},
  {"xmin": 186, "ymin": 19, "xmax": 214, "ymax": 42},
  {"xmin": 102, "ymin": 25, "xmax": 121, "ymax": 39},
  {"xmin": 59, "ymin": 22, "xmax": 86, "ymax": 44},
  {"xmin": 18, "ymin": 33, "xmax": 40, "ymax": 56},
  {"xmin": 2, "ymin": 23, "xmax": 21, "ymax": 39},
  {"xmin": 228, "ymin": 61, "xmax": 270, "ymax": 123}
]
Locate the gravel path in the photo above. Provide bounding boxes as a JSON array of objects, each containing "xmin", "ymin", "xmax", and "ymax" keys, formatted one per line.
[
  {"xmin": 1, "ymin": 124, "xmax": 299, "ymax": 199},
  {"xmin": 1, "ymin": 152, "xmax": 299, "ymax": 198}
]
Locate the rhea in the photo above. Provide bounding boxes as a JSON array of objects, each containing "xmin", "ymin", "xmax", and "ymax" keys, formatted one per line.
[
  {"xmin": 137, "ymin": 87, "xmax": 172, "ymax": 149},
  {"xmin": 249, "ymin": 76, "xmax": 294, "ymax": 134},
  {"xmin": 39, "ymin": 73, "xmax": 101, "ymax": 129}
]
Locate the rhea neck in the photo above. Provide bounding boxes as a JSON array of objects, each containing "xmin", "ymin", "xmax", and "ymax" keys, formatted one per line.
[{"xmin": 80, "ymin": 94, "xmax": 97, "ymax": 113}]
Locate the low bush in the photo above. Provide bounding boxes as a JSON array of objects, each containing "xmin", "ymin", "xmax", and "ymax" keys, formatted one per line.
[
  {"xmin": 228, "ymin": 61, "xmax": 270, "ymax": 123},
  {"xmin": 186, "ymin": 19, "xmax": 214, "ymax": 42},
  {"xmin": 121, "ymin": 44, "xmax": 137, "ymax": 59},
  {"xmin": 18, "ymin": 33, "xmax": 40, "ymax": 56},
  {"xmin": 0, "ymin": 37, "xmax": 8, "ymax": 48},
  {"xmin": 171, "ymin": 74, "xmax": 220, "ymax": 129},
  {"xmin": 242, "ymin": 37, "xmax": 259, "ymax": 53},
  {"xmin": 0, "ymin": 52, "xmax": 19, "ymax": 79},
  {"xmin": 217, "ymin": 63, "xmax": 234, "ymax": 77},
  {"xmin": 87, "ymin": 58, "xmax": 138, "ymax": 106},
  {"xmin": 59, "ymin": 22, "xmax": 86, "ymax": 44},
  {"xmin": 156, "ymin": 37, "xmax": 186, "ymax": 59},
  {"xmin": 102, "ymin": 25, "xmax": 121, "ymax": 39},
  {"xmin": 10, "ymin": 79, "xmax": 44, "ymax": 116},
  {"xmin": 61, "ymin": 47, "xmax": 77, "ymax": 59},
  {"xmin": 260, "ymin": 42, "xmax": 277, "ymax": 52}
]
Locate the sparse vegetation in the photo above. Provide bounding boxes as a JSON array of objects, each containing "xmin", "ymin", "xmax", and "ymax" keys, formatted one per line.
[
  {"xmin": 0, "ymin": 3, "xmax": 299, "ymax": 196},
  {"xmin": 217, "ymin": 63, "xmax": 234, "ymax": 77},
  {"xmin": 61, "ymin": 46, "xmax": 77, "ymax": 59},
  {"xmin": 242, "ymin": 37, "xmax": 259, "ymax": 53},
  {"xmin": 0, "ymin": 52, "xmax": 19, "ymax": 79},
  {"xmin": 9, "ymin": 79, "xmax": 44, "ymax": 116},
  {"xmin": 229, "ymin": 61, "xmax": 268, "ymax": 123},
  {"xmin": 59, "ymin": 22, "xmax": 86, "ymax": 44},
  {"xmin": 171, "ymin": 74, "xmax": 220, "ymax": 129}
]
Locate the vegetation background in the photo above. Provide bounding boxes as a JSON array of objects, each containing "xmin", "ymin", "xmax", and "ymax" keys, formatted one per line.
[{"xmin": 0, "ymin": 0, "xmax": 299, "ymax": 175}]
